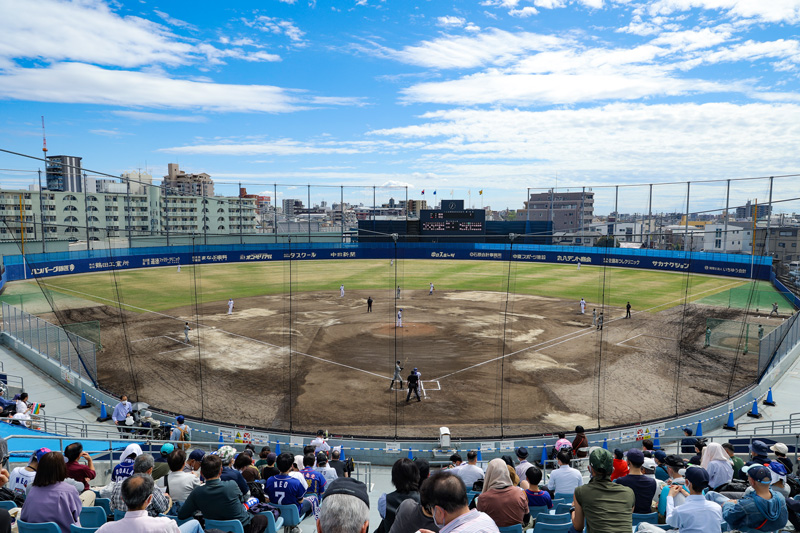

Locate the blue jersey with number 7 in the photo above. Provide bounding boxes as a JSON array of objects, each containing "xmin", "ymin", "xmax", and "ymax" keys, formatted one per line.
[{"xmin": 265, "ymin": 474, "xmax": 307, "ymax": 512}]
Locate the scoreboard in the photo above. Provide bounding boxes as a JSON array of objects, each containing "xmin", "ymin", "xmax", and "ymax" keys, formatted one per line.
[{"xmin": 420, "ymin": 203, "xmax": 485, "ymax": 235}]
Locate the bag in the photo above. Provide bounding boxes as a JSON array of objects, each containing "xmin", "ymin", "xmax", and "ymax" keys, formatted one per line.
[
  {"xmin": 787, "ymin": 475, "xmax": 800, "ymax": 498},
  {"xmin": 248, "ymin": 501, "xmax": 281, "ymax": 520},
  {"xmin": 247, "ymin": 481, "xmax": 267, "ymax": 503},
  {"xmin": 0, "ymin": 486, "xmax": 24, "ymax": 507},
  {"xmin": 472, "ymin": 479, "xmax": 484, "ymax": 491},
  {"xmin": 345, "ymin": 456, "xmax": 355, "ymax": 473}
]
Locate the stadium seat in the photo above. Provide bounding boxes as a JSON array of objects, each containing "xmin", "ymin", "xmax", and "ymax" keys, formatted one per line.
[
  {"xmin": 535, "ymin": 513, "xmax": 571, "ymax": 525},
  {"xmin": 550, "ymin": 499, "xmax": 565, "ymax": 508},
  {"xmin": 0, "ymin": 500, "xmax": 16, "ymax": 510},
  {"xmin": 554, "ymin": 503, "xmax": 572, "ymax": 516},
  {"xmin": 70, "ymin": 526, "xmax": 99, "ymax": 533},
  {"xmin": 553, "ymin": 493, "xmax": 573, "ymax": 503},
  {"xmin": 78, "ymin": 507, "xmax": 106, "ymax": 528},
  {"xmin": 163, "ymin": 515, "xmax": 196, "ymax": 527},
  {"xmin": 204, "ymin": 518, "xmax": 245, "ymax": 533},
  {"xmin": 260, "ymin": 510, "xmax": 284, "ymax": 533},
  {"xmin": 94, "ymin": 498, "xmax": 111, "ymax": 518},
  {"xmin": 631, "ymin": 512, "xmax": 658, "ymax": 526},
  {"xmin": 113, "ymin": 509, "xmax": 125, "ymax": 521},
  {"xmin": 498, "ymin": 525, "xmax": 523, "ymax": 533},
  {"xmin": 17, "ymin": 521, "xmax": 61, "ymax": 533},
  {"xmin": 271, "ymin": 503, "xmax": 304, "ymax": 533},
  {"xmin": 529, "ymin": 506, "xmax": 550, "ymax": 520},
  {"xmin": 532, "ymin": 522, "xmax": 571, "ymax": 533}
]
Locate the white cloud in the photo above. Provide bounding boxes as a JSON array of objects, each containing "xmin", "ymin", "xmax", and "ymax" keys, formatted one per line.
[
  {"xmin": 0, "ymin": 63, "xmax": 299, "ymax": 113},
  {"xmin": 244, "ymin": 15, "xmax": 306, "ymax": 43},
  {"xmin": 90, "ymin": 128, "xmax": 130, "ymax": 137},
  {"xmin": 465, "ymin": 23, "xmax": 482, "ymax": 32},
  {"xmin": 534, "ymin": 0, "xmax": 566, "ymax": 8},
  {"xmin": 437, "ymin": 16, "xmax": 466, "ymax": 27},
  {"xmin": 158, "ymin": 139, "xmax": 398, "ymax": 156},
  {"xmin": 111, "ymin": 111, "xmax": 207, "ymax": 123},
  {"xmin": 153, "ymin": 9, "xmax": 199, "ymax": 32},
  {"xmin": 510, "ymin": 6, "xmax": 538, "ymax": 17},
  {"xmin": 650, "ymin": 27, "xmax": 733, "ymax": 51},
  {"xmin": 647, "ymin": 0, "xmax": 800, "ymax": 23}
]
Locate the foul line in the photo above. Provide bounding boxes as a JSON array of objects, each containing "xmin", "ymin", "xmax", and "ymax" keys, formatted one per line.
[{"xmin": 616, "ymin": 333, "xmax": 677, "ymax": 347}]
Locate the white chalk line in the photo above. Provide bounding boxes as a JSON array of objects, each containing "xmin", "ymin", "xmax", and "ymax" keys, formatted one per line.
[{"xmin": 616, "ymin": 333, "xmax": 678, "ymax": 348}]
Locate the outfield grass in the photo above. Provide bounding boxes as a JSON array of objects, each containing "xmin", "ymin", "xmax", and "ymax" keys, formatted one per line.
[
  {"xmin": 695, "ymin": 280, "xmax": 795, "ymax": 311},
  {"xmin": 1, "ymin": 260, "xmax": 755, "ymax": 314}
]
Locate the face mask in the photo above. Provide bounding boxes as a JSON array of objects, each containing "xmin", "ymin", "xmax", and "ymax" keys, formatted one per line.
[{"xmin": 433, "ymin": 507, "xmax": 446, "ymax": 529}]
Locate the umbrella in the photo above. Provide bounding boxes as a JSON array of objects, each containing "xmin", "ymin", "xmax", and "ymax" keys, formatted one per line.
[{"xmin": 130, "ymin": 402, "xmax": 150, "ymax": 412}]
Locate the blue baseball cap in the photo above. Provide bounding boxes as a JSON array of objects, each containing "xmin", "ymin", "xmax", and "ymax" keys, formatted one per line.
[
  {"xmin": 176, "ymin": 415, "xmax": 185, "ymax": 424},
  {"xmin": 743, "ymin": 465, "xmax": 772, "ymax": 484},
  {"xmin": 188, "ymin": 449, "xmax": 205, "ymax": 461},
  {"xmin": 33, "ymin": 447, "xmax": 51, "ymax": 463}
]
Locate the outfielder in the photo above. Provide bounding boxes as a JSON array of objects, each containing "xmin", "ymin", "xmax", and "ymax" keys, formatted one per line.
[
  {"xmin": 390, "ymin": 361, "xmax": 403, "ymax": 389},
  {"xmin": 577, "ymin": 261, "xmax": 581, "ymax": 271},
  {"xmin": 227, "ymin": 298, "xmax": 234, "ymax": 315},
  {"xmin": 429, "ymin": 282, "xmax": 434, "ymax": 295},
  {"xmin": 184, "ymin": 322, "xmax": 191, "ymax": 343},
  {"xmin": 580, "ymin": 298, "xmax": 586, "ymax": 314},
  {"xmin": 177, "ymin": 264, "xmax": 181, "ymax": 273},
  {"xmin": 397, "ymin": 308, "xmax": 403, "ymax": 328},
  {"xmin": 396, "ymin": 286, "xmax": 401, "ymax": 299},
  {"xmin": 340, "ymin": 284, "xmax": 345, "ymax": 297}
]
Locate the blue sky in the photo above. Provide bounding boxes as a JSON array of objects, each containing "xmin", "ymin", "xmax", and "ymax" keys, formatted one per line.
[{"xmin": 1, "ymin": 0, "xmax": 800, "ymax": 215}]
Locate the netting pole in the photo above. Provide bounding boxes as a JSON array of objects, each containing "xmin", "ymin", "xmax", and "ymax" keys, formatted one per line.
[
  {"xmin": 307, "ymin": 184, "xmax": 311, "ymax": 244},
  {"xmin": 274, "ymin": 183, "xmax": 279, "ymax": 239},
  {"xmin": 647, "ymin": 184, "xmax": 652, "ymax": 248},
  {"xmin": 393, "ymin": 233, "xmax": 398, "ymax": 440},
  {"xmin": 724, "ymin": 180, "xmax": 730, "ymax": 253},
  {"xmin": 765, "ymin": 176, "xmax": 774, "ymax": 257},
  {"xmin": 341, "ymin": 186, "xmax": 344, "ymax": 243}
]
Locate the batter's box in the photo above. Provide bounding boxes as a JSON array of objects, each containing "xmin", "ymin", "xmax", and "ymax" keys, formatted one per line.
[
  {"xmin": 617, "ymin": 333, "xmax": 677, "ymax": 349},
  {"xmin": 130, "ymin": 335, "xmax": 192, "ymax": 355}
]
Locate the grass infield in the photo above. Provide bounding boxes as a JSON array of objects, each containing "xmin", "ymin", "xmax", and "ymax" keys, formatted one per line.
[{"xmin": 2, "ymin": 259, "xmax": 768, "ymax": 314}]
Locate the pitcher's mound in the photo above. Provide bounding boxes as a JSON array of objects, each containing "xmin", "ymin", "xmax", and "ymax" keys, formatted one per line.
[{"xmin": 372, "ymin": 322, "xmax": 438, "ymax": 337}]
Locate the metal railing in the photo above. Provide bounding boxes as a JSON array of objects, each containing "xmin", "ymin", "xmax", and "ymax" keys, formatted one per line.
[
  {"xmin": 734, "ymin": 412, "xmax": 800, "ymax": 437},
  {"xmin": 23, "ymin": 413, "xmax": 163, "ymax": 441},
  {"xmin": 352, "ymin": 461, "xmax": 373, "ymax": 491}
]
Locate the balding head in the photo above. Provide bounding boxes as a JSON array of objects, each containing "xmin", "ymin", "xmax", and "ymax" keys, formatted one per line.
[{"xmin": 121, "ymin": 474, "xmax": 153, "ymax": 510}]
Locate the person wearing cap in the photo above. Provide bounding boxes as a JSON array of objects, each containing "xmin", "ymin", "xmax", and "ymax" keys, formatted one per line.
[
  {"xmin": 419, "ymin": 471, "xmax": 499, "ymax": 533},
  {"xmin": 657, "ymin": 455, "xmax": 688, "ymax": 517},
  {"xmin": 765, "ymin": 461, "xmax": 790, "ymax": 498},
  {"xmin": 614, "ymin": 449, "xmax": 657, "ymax": 514},
  {"xmin": 707, "ymin": 464, "xmax": 788, "ymax": 532},
  {"xmin": 771, "ymin": 443, "xmax": 793, "ymax": 474},
  {"xmin": 185, "ymin": 449, "xmax": 205, "ymax": 474},
  {"xmin": 316, "ymin": 452, "xmax": 339, "ymax": 484},
  {"xmin": 407, "ymin": 368, "xmax": 421, "ymax": 402},
  {"xmin": 170, "ymin": 415, "xmax": 191, "ymax": 451},
  {"xmin": 639, "ymin": 466, "xmax": 723, "ymax": 533},
  {"xmin": 514, "ymin": 447, "xmax": 532, "ymax": 480},
  {"xmin": 8, "ymin": 447, "xmax": 49, "ymax": 499},
  {"xmin": 572, "ymin": 447, "xmax": 635, "ymax": 533},
  {"xmin": 111, "ymin": 443, "xmax": 143, "ymax": 482},
  {"xmin": 700, "ymin": 443, "xmax": 733, "ymax": 491},
  {"xmin": 547, "ymin": 450, "xmax": 583, "ymax": 496},
  {"xmin": 218, "ymin": 445, "xmax": 250, "ymax": 498},
  {"xmin": 654, "ymin": 451, "xmax": 670, "ymax": 482},
  {"xmin": 317, "ymin": 477, "xmax": 371, "ymax": 533},
  {"xmin": 152, "ymin": 443, "xmax": 173, "ymax": 482},
  {"xmin": 179, "ymin": 453, "xmax": 269, "ymax": 533},
  {"xmin": 311, "ymin": 430, "xmax": 331, "ymax": 455},
  {"xmin": 264, "ymin": 452, "xmax": 313, "ymax": 531},
  {"xmin": 739, "ymin": 440, "xmax": 771, "ymax": 481},
  {"xmin": 261, "ymin": 452, "xmax": 280, "ymax": 480}
]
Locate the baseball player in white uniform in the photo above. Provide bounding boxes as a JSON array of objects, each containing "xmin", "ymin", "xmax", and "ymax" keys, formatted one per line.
[
  {"xmin": 414, "ymin": 367, "xmax": 426, "ymax": 399},
  {"xmin": 340, "ymin": 284, "xmax": 345, "ymax": 297},
  {"xmin": 227, "ymin": 298, "xmax": 234, "ymax": 315},
  {"xmin": 577, "ymin": 261, "xmax": 581, "ymax": 271},
  {"xmin": 429, "ymin": 282, "xmax": 434, "ymax": 295},
  {"xmin": 177, "ymin": 263, "xmax": 181, "ymax": 273},
  {"xmin": 397, "ymin": 308, "xmax": 403, "ymax": 328},
  {"xmin": 580, "ymin": 298, "xmax": 586, "ymax": 314}
]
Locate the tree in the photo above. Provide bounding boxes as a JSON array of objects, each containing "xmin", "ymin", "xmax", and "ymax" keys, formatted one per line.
[{"xmin": 596, "ymin": 235, "xmax": 620, "ymax": 248}]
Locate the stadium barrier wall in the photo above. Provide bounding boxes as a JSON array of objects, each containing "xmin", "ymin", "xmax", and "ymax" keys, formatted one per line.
[
  {"xmin": 1, "ymin": 242, "xmax": 773, "ymax": 281},
  {"xmin": 771, "ymin": 271, "xmax": 800, "ymax": 309},
  {"xmin": 3, "ymin": 300, "xmax": 800, "ymax": 466}
]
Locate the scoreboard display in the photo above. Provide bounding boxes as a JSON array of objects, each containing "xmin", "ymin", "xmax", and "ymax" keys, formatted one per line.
[{"xmin": 420, "ymin": 203, "xmax": 486, "ymax": 235}]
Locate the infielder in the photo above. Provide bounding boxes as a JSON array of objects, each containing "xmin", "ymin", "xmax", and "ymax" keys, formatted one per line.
[
  {"xmin": 596, "ymin": 312, "xmax": 604, "ymax": 330},
  {"xmin": 414, "ymin": 367, "xmax": 426, "ymax": 399},
  {"xmin": 340, "ymin": 284, "xmax": 345, "ymax": 298},
  {"xmin": 770, "ymin": 302, "xmax": 779, "ymax": 317},
  {"xmin": 390, "ymin": 361, "xmax": 403, "ymax": 389},
  {"xmin": 397, "ymin": 308, "xmax": 403, "ymax": 328},
  {"xmin": 429, "ymin": 282, "xmax": 434, "ymax": 295},
  {"xmin": 577, "ymin": 261, "xmax": 581, "ymax": 271},
  {"xmin": 396, "ymin": 286, "xmax": 401, "ymax": 299},
  {"xmin": 227, "ymin": 298, "xmax": 234, "ymax": 315},
  {"xmin": 580, "ymin": 298, "xmax": 586, "ymax": 314},
  {"xmin": 184, "ymin": 322, "xmax": 191, "ymax": 343},
  {"xmin": 758, "ymin": 324, "xmax": 764, "ymax": 340},
  {"xmin": 592, "ymin": 309, "xmax": 597, "ymax": 326}
]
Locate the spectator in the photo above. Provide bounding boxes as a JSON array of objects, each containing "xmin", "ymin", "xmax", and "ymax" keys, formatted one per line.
[
  {"xmin": 390, "ymin": 476, "xmax": 439, "ymax": 533},
  {"xmin": 218, "ymin": 445, "xmax": 249, "ymax": 497},
  {"xmin": 241, "ymin": 467, "xmax": 267, "ymax": 504},
  {"xmin": 8, "ymin": 447, "xmax": 49, "ymax": 499},
  {"xmin": 523, "ymin": 466, "xmax": 552, "ymax": 513},
  {"xmin": 614, "ymin": 449, "xmax": 657, "ymax": 514},
  {"xmin": 254, "ymin": 446, "xmax": 271, "ymax": 469},
  {"xmin": 452, "ymin": 451, "xmax": 484, "ymax": 489},
  {"xmin": 447, "ymin": 454, "xmax": 463, "ymax": 469},
  {"xmin": 165, "ymin": 449, "xmax": 200, "ymax": 510},
  {"xmin": 301, "ymin": 453, "xmax": 328, "ymax": 500},
  {"xmin": 234, "ymin": 451, "xmax": 260, "ymax": 480},
  {"xmin": 64, "ymin": 442, "xmax": 96, "ymax": 493},
  {"xmin": 318, "ymin": 478, "xmax": 370, "ymax": 533},
  {"xmin": 642, "ymin": 439, "xmax": 655, "ymax": 455},
  {"xmin": 20, "ymin": 451, "xmax": 82, "ymax": 533},
  {"xmin": 700, "ymin": 443, "xmax": 733, "ymax": 490},
  {"xmin": 311, "ymin": 430, "xmax": 331, "ymax": 455},
  {"xmin": 739, "ymin": 440, "xmax": 771, "ymax": 481},
  {"xmin": 138, "ymin": 410, "xmax": 160, "ymax": 432},
  {"xmin": 610, "ymin": 449, "xmax": 629, "ymax": 481},
  {"xmin": 264, "ymin": 452, "xmax": 312, "ymax": 529},
  {"xmin": 657, "ymin": 455, "xmax": 688, "ymax": 517},
  {"xmin": 653, "ymin": 451, "xmax": 670, "ymax": 482},
  {"xmin": 261, "ymin": 452, "xmax": 280, "ymax": 480},
  {"xmin": 707, "ymin": 465, "xmax": 788, "ymax": 532},
  {"xmin": 0, "ymin": 389, "xmax": 15, "ymax": 416},
  {"xmin": 14, "ymin": 392, "xmax": 31, "ymax": 415},
  {"xmin": 179, "ymin": 454, "xmax": 269, "ymax": 533},
  {"xmin": 111, "ymin": 443, "xmax": 143, "ymax": 482},
  {"xmin": 767, "ymin": 461, "xmax": 790, "ymax": 499},
  {"xmin": 638, "ymin": 466, "xmax": 722, "ymax": 533},
  {"xmin": 680, "ymin": 429, "xmax": 696, "ymax": 455},
  {"xmin": 170, "ymin": 415, "xmax": 191, "ymax": 450},
  {"xmin": 96, "ymin": 474, "xmax": 203, "ymax": 533},
  {"xmin": 499, "ymin": 456, "xmax": 521, "ymax": 487},
  {"xmin": 771, "ymin": 443, "xmax": 794, "ymax": 474},
  {"xmin": 111, "ymin": 395, "xmax": 132, "ymax": 434},
  {"xmin": 423, "ymin": 471, "xmax": 499, "ymax": 533},
  {"xmin": 316, "ymin": 452, "xmax": 339, "ymax": 484},
  {"xmin": 689, "ymin": 440, "xmax": 706, "ymax": 466},
  {"xmin": 476, "ymin": 458, "xmax": 527, "ymax": 527},
  {"xmin": 329, "ymin": 449, "xmax": 351, "ymax": 479},
  {"xmin": 377, "ymin": 458, "xmax": 421, "ymax": 533},
  {"xmin": 572, "ymin": 447, "xmax": 635, "ymax": 533},
  {"xmin": 185, "ymin": 449, "xmax": 205, "ymax": 474},
  {"xmin": 547, "ymin": 450, "xmax": 583, "ymax": 496},
  {"xmin": 296, "ymin": 445, "xmax": 316, "ymax": 472},
  {"xmin": 0, "ymin": 467, "xmax": 14, "ymax": 532},
  {"xmin": 152, "ymin": 443, "xmax": 173, "ymax": 481},
  {"xmin": 572, "ymin": 426, "xmax": 588, "ymax": 458},
  {"xmin": 514, "ymin": 447, "xmax": 532, "ymax": 480},
  {"xmin": 103, "ymin": 454, "xmax": 171, "ymax": 516},
  {"xmin": 721, "ymin": 443, "xmax": 744, "ymax": 479},
  {"xmin": 554, "ymin": 432, "xmax": 572, "ymax": 453}
]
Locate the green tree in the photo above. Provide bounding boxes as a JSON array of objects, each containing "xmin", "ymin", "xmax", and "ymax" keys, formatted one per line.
[{"xmin": 596, "ymin": 235, "xmax": 620, "ymax": 248}]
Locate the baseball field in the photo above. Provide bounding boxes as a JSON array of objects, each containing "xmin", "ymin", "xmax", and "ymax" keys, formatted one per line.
[{"xmin": 2, "ymin": 260, "xmax": 791, "ymax": 438}]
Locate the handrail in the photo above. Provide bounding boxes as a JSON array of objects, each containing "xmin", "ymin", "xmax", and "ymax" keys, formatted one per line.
[
  {"xmin": 734, "ymin": 412, "xmax": 800, "ymax": 436},
  {"xmin": 26, "ymin": 413, "xmax": 161, "ymax": 441}
]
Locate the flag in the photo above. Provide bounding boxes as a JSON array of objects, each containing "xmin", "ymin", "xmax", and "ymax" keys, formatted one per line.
[
  {"xmin": 479, "ymin": 190, "xmax": 483, "ymax": 195},
  {"xmin": 421, "ymin": 189, "xmax": 425, "ymax": 195}
]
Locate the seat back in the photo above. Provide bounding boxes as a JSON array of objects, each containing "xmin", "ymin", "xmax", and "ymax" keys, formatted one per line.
[
  {"xmin": 113, "ymin": 509, "xmax": 126, "ymax": 522},
  {"xmin": 17, "ymin": 520, "xmax": 62, "ymax": 533},
  {"xmin": 497, "ymin": 525, "xmax": 522, "ymax": 533},
  {"xmin": 262, "ymin": 510, "xmax": 285, "ymax": 533},
  {"xmin": 204, "ymin": 518, "xmax": 245, "ymax": 533},
  {"xmin": 553, "ymin": 492, "xmax": 573, "ymax": 503},
  {"xmin": 536, "ymin": 513, "xmax": 571, "ymax": 525},
  {"xmin": 79, "ymin": 507, "xmax": 106, "ymax": 528},
  {"xmin": 533, "ymin": 522, "xmax": 572, "ymax": 533},
  {"xmin": 632, "ymin": 512, "xmax": 658, "ymax": 526},
  {"xmin": 0, "ymin": 500, "xmax": 16, "ymax": 510},
  {"xmin": 554, "ymin": 503, "xmax": 572, "ymax": 516},
  {"xmin": 94, "ymin": 498, "xmax": 112, "ymax": 518},
  {"xmin": 70, "ymin": 526, "xmax": 100, "ymax": 533},
  {"xmin": 550, "ymin": 499, "xmax": 565, "ymax": 508},
  {"xmin": 272, "ymin": 503, "xmax": 302, "ymax": 527},
  {"xmin": 529, "ymin": 505, "xmax": 550, "ymax": 520}
]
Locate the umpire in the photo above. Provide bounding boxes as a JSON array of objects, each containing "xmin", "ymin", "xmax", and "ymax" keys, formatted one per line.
[{"xmin": 406, "ymin": 370, "xmax": 420, "ymax": 402}]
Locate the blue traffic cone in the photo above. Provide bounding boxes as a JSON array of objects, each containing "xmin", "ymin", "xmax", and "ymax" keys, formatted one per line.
[
  {"xmin": 340, "ymin": 447, "xmax": 346, "ymax": 462},
  {"xmin": 653, "ymin": 430, "xmax": 661, "ymax": 449},
  {"xmin": 763, "ymin": 387, "xmax": 776, "ymax": 406},
  {"xmin": 540, "ymin": 445, "xmax": 548, "ymax": 466},
  {"xmin": 408, "ymin": 448, "xmax": 413, "ymax": 460},
  {"xmin": 696, "ymin": 420, "xmax": 703, "ymax": 437},
  {"xmin": 77, "ymin": 390, "xmax": 91, "ymax": 409},
  {"xmin": 602, "ymin": 438, "xmax": 608, "ymax": 450},
  {"xmin": 723, "ymin": 410, "xmax": 736, "ymax": 431},
  {"xmin": 275, "ymin": 441, "xmax": 281, "ymax": 455},
  {"xmin": 218, "ymin": 433, "xmax": 224, "ymax": 449},
  {"xmin": 747, "ymin": 398, "xmax": 762, "ymax": 418},
  {"xmin": 477, "ymin": 449, "xmax": 482, "ymax": 462},
  {"xmin": 96, "ymin": 402, "xmax": 111, "ymax": 422}
]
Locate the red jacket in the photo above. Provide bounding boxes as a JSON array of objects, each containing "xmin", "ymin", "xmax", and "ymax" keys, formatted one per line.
[{"xmin": 610, "ymin": 458, "xmax": 629, "ymax": 481}]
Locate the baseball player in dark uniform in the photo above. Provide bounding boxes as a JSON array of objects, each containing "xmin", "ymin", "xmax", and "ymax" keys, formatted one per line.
[{"xmin": 367, "ymin": 296, "xmax": 373, "ymax": 313}]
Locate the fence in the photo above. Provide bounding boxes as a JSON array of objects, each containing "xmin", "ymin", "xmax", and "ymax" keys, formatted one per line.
[
  {"xmin": 1, "ymin": 302, "xmax": 97, "ymax": 386},
  {"xmin": 705, "ymin": 318, "xmax": 765, "ymax": 354},
  {"xmin": 759, "ymin": 311, "xmax": 800, "ymax": 377}
]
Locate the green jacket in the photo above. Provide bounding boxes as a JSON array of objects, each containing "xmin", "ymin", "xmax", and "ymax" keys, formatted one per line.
[{"xmin": 177, "ymin": 478, "xmax": 251, "ymax": 525}]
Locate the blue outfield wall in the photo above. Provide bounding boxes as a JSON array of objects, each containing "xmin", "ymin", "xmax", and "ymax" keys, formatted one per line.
[{"xmin": 2, "ymin": 242, "xmax": 773, "ymax": 282}]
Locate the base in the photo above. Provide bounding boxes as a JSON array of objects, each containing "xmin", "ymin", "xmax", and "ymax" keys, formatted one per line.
[
  {"xmin": 746, "ymin": 412, "xmax": 762, "ymax": 419},
  {"xmin": 723, "ymin": 424, "xmax": 737, "ymax": 430},
  {"xmin": 77, "ymin": 403, "xmax": 92, "ymax": 409},
  {"xmin": 96, "ymin": 415, "xmax": 112, "ymax": 422},
  {"xmin": 763, "ymin": 400, "xmax": 776, "ymax": 406}
]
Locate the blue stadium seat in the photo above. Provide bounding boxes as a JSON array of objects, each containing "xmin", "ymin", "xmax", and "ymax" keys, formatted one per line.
[
  {"xmin": 532, "ymin": 522, "xmax": 571, "ymax": 533},
  {"xmin": 529, "ymin": 506, "xmax": 550, "ymax": 520},
  {"xmin": 17, "ymin": 521, "xmax": 61, "ymax": 533},
  {"xmin": 260, "ymin": 510, "xmax": 284, "ymax": 533},
  {"xmin": 94, "ymin": 498, "xmax": 111, "ymax": 518},
  {"xmin": 70, "ymin": 526, "xmax": 99, "ymax": 533},
  {"xmin": 0, "ymin": 501, "xmax": 16, "ymax": 510},
  {"xmin": 113, "ymin": 509, "xmax": 125, "ymax": 522},
  {"xmin": 554, "ymin": 503, "xmax": 572, "ymax": 516},
  {"xmin": 163, "ymin": 515, "xmax": 196, "ymax": 527},
  {"xmin": 271, "ymin": 503, "xmax": 305, "ymax": 533},
  {"xmin": 632, "ymin": 512, "xmax": 658, "ymax": 526},
  {"xmin": 553, "ymin": 493, "xmax": 573, "ymax": 503},
  {"xmin": 550, "ymin": 499, "xmax": 565, "ymax": 508},
  {"xmin": 204, "ymin": 518, "xmax": 245, "ymax": 533},
  {"xmin": 535, "ymin": 513, "xmax": 571, "ymax": 525},
  {"xmin": 78, "ymin": 507, "xmax": 106, "ymax": 528},
  {"xmin": 498, "ymin": 525, "xmax": 522, "ymax": 533}
]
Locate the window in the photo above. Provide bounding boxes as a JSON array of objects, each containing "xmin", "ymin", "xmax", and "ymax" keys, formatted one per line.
[
  {"xmin": 65, "ymin": 226, "xmax": 79, "ymax": 233},
  {"xmin": 64, "ymin": 195, "xmax": 77, "ymax": 201},
  {"xmin": 715, "ymin": 239, "xmax": 722, "ymax": 249},
  {"xmin": 87, "ymin": 196, "xmax": 98, "ymax": 202},
  {"xmin": 87, "ymin": 206, "xmax": 98, "ymax": 211},
  {"xmin": 64, "ymin": 216, "xmax": 79, "ymax": 222},
  {"xmin": 218, "ymin": 225, "xmax": 225, "ymax": 230},
  {"xmin": 63, "ymin": 205, "xmax": 77, "ymax": 211}
]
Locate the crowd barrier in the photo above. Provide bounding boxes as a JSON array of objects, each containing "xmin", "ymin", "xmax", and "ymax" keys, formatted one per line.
[{"xmin": 1, "ymin": 241, "xmax": 774, "ymax": 281}]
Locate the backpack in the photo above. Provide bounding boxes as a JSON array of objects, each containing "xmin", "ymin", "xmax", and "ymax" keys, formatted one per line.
[
  {"xmin": 0, "ymin": 486, "xmax": 25, "ymax": 508},
  {"xmin": 786, "ymin": 475, "xmax": 800, "ymax": 498},
  {"xmin": 345, "ymin": 456, "xmax": 355, "ymax": 473}
]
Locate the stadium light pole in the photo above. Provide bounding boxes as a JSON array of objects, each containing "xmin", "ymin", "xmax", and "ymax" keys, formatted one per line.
[{"xmin": 724, "ymin": 180, "xmax": 730, "ymax": 253}]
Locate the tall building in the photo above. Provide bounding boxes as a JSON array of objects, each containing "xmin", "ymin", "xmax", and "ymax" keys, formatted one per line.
[
  {"xmin": 518, "ymin": 190, "xmax": 594, "ymax": 231},
  {"xmin": 121, "ymin": 170, "xmax": 153, "ymax": 195},
  {"xmin": 736, "ymin": 200, "xmax": 772, "ymax": 220},
  {"xmin": 162, "ymin": 163, "xmax": 214, "ymax": 197},
  {"xmin": 282, "ymin": 199, "xmax": 304, "ymax": 217},
  {"xmin": 45, "ymin": 155, "xmax": 83, "ymax": 192}
]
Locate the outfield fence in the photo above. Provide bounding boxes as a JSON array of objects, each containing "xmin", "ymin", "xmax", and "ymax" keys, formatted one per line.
[{"xmin": 1, "ymin": 302, "xmax": 97, "ymax": 386}]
